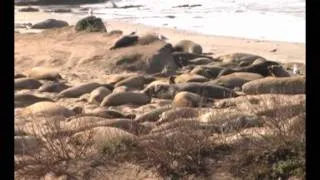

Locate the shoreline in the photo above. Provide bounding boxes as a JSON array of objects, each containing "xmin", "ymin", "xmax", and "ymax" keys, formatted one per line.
[{"xmin": 15, "ymin": 11, "xmax": 305, "ymax": 64}]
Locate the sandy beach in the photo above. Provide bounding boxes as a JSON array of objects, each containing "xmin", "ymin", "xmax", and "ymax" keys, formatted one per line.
[
  {"xmin": 15, "ymin": 11, "xmax": 305, "ymax": 65},
  {"xmin": 14, "ymin": 9, "xmax": 305, "ymax": 180}
]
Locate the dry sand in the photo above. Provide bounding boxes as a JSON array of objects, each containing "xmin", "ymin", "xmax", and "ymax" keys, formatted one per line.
[{"xmin": 15, "ymin": 11, "xmax": 305, "ymax": 65}]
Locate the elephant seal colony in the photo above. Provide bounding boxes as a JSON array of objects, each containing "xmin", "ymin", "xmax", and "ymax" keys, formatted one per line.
[{"xmin": 14, "ymin": 15, "xmax": 305, "ymax": 179}]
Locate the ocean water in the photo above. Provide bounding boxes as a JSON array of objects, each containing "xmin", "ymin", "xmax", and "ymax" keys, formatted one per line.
[{"xmin": 37, "ymin": 0, "xmax": 307, "ymax": 43}]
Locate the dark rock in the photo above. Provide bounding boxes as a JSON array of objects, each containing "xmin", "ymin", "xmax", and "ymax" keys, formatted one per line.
[
  {"xmin": 31, "ymin": 19, "xmax": 69, "ymax": 29},
  {"xmin": 75, "ymin": 16, "xmax": 106, "ymax": 32},
  {"xmin": 18, "ymin": 7, "xmax": 39, "ymax": 12}
]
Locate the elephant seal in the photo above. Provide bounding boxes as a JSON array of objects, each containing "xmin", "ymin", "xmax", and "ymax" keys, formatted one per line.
[
  {"xmin": 157, "ymin": 107, "xmax": 200, "ymax": 125},
  {"xmin": 15, "ymin": 78, "xmax": 42, "ymax": 90},
  {"xmin": 142, "ymin": 82, "xmax": 237, "ymax": 99},
  {"xmin": 217, "ymin": 52, "xmax": 264, "ymax": 64},
  {"xmin": 15, "ymin": 93, "xmax": 53, "ymax": 108},
  {"xmin": 142, "ymin": 83, "xmax": 177, "ymax": 99},
  {"xmin": 88, "ymin": 87, "xmax": 112, "ymax": 104},
  {"xmin": 268, "ymin": 65, "xmax": 291, "ymax": 77},
  {"xmin": 137, "ymin": 33, "xmax": 163, "ymax": 45},
  {"xmin": 107, "ymin": 30, "xmax": 123, "ymax": 36},
  {"xmin": 83, "ymin": 107, "xmax": 134, "ymax": 119},
  {"xmin": 101, "ymin": 92, "xmax": 151, "ymax": 106},
  {"xmin": 172, "ymin": 52, "xmax": 214, "ymax": 67},
  {"xmin": 114, "ymin": 75, "xmax": 146, "ymax": 89},
  {"xmin": 190, "ymin": 66, "xmax": 224, "ymax": 79},
  {"xmin": 172, "ymin": 91, "xmax": 204, "ymax": 108},
  {"xmin": 173, "ymin": 40, "xmax": 203, "ymax": 54},
  {"xmin": 174, "ymin": 73, "xmax": 209, "ymax": 83},
  {"xmin": 188, "ymin": 57, "xmax": 214, "ymax": 65},
  {"xmin": 38, "ymin": 81, "xmax": 70, "ymax": 93},
  {"xmin": 207, "ymin": 72, "xmax": 264, "ymax": 89},
  {"xmin": 177, "ymin": 83, "xmax": 238, "ymax": 99},
  {"xmin": 242, "ymin": 76, "xmax": 305, "ymax": 95},
  {"xmin": 109, "ymin": 33, "xmax": 139, "ymax": 50},
  {"xmin": 23, "ymin": 101, "xmax": 75, "ymax": 118},
  {"xmin": 218, "ymin": 60, "xmax": 281, "ymax": 77},
  {"xmin": 58, "ymin": 82, "xmax": 110, "ymax": 98},
  {"xmin": 26, "ymin": 67, "xmax": 62, "ymax": 81},
  {"xmin": 134, "ymin": 107, "xmax": 171, "ymax": 123}
]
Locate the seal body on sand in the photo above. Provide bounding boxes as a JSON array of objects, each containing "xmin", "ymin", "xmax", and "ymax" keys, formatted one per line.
[
  {"xmin": 15, "ymin": 78, "xmax": 42, "ymax": 90},
  {"xmin": 173, "ymin": 40, "xmax": 203, "ymax": 54},
  {"xmin": 190, "ymin": 66, "xmax": 224, "ymax": 79},
  {"xmin": 27, "ymin": 67, "xmax": 62, "ymax": 81},
  {"xmin": 142, "ymin": 83, "xmax": 177, "ymax": 99},
  {"xmin": 109, "ymin": 34, "xmax": 139, "ymax": 50},
  {"xmin": 58, "ymin": 82, "xmax": 103, "ymax": 98},
  {"xmin": 207, "ymin": 72, "xmax": 264, "ymax": 89},
  {"xmin": 172, "ymin": 52, "xmax": 213, "ymax": 67},
  {"xmin": 23, "ymin": 101, "xmax": 75, "ymax": 118},
  {"xmin": 157, "ymin": 107, "xmax": 200, "ymax": 125},
  {"xmin": 268, "ymin": 65, "xmax": 291, "ymax": 77},
  {"xmin": 107, "ymin": 30, "xmax": 123, "ymax": 36},
  {"xmin": 88, "ymin": 87, "xmax": 112, "ymax": 104},
  {"xmin": 174, "ymin": 73, "xmax": 209, "ymax": 83},
  {"xmin": 242, "ymin": 76, "xmax": 305, "ymax": 94},
  {"xmin": 114, "ymin": 75, "xmax": 146, "ymax": 89},
  {"xmin": 101, "ymin": 92, "xmax": 151, "ymax": 106},
  {"xmin": 137, "ymin": 33, "xmax": 163, "ymax": 45},
  {"xmin": 177, "ymin": 83, "xmax": 238, "ymax": 99},
  {"xmin": 38, "ymin": 81, "xmax": 70, "ymax": 93},
  {"xmin": 84, "ymin": 107, "xmax": 134, "ymax": 119},
  {"xmin": 142, "ymin": 82, "xmax": 237, "ymax": 99},
  {"xmin": 172, "ymin": 91, "xmax": 203, "ymax": 108},
  {"xmin": 70, "ymin": 126, "xmax": 135, "ymax": 151},
  {"xmin": 217, "ymin": 52, "xmax": 264, "ymax": 64},
  {"xmin": 15, "ymin": 93, "xmax": 53, "ymax": 108},
  {"xmin": 188, "ymin": 57, "xmax": 214, "ymax": 65},
  {"xmin": 135, "ymin": 107, "xmax": 171, "ymax": 123},
  {"xmin": 218, "ymin": 60, "xmax": 281, "ymax": 77}
]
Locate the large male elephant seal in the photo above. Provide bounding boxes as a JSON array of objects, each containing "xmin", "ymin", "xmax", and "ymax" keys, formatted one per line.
[
  {"xmin": 242, "ymin": 76, "xmax": 305, "ymax": 95},
  {"xmin": 173, "ymin": 40, "xmax": 203, "ymax": 54}
]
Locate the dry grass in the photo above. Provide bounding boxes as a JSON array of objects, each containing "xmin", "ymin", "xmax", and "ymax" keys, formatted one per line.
[
  {"xmin": 14, "ymin": 93, "xmax": 305, "ymax": 179},
  {"xmin": 227, "ymin": 95, "xmax": 306, "ymax": 180},
  {"xmin": 14, "ymin": 115, "xmax": 104, "ymax": 179}
]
